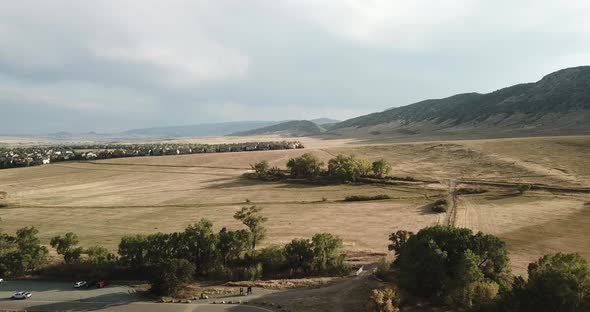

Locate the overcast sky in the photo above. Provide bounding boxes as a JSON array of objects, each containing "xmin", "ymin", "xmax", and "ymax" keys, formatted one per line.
[{"xmin": 1, "ymin": 0, "xmax": 589, "ymax": 134}]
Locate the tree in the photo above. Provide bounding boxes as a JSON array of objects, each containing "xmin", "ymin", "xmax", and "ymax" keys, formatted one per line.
[
  {"xmin": 234, "ymin": 206, "xmax": 268, "ymax": 250},
  {"xmin": 50, "ymin": 232, "xmax": 82, "ymax": 264},
  {"xmin": 251, "ymin": 160, "xmax": 269, "ymax": 177},
  {"xmin": 388, "ymin": 230, "xmax": 413, "ymax": 256},
  {"xmin": 286, "ymin": 153, "xmax": 323, "ymax": 178},
  {"xmin": 0, "ymin": 226, "xmax": 47, "ymax": 276},
  {"xmin": 499, "ymin": 253, "xmax": 590, "ymax": 312},
  {"xmin": 395, "ymin": 225, "xmax": 510, "ymax": 306},
  {"xmin": 285, "ymin": 238, "xmax": 314, "ymax": 275},
  {"xmin": 367, "ymin": 288, "xmax": 401, "ymax": 312},
  {"xmin": 218, "ymin": 227, "xmax": 250, "ymax": 266},
  {"xmin": 150, "ymin": 258, "xmax": 195, "ymax": 295},
  {"xmin": 181, "ymin": 219, "xmax": 220, "ymax": 275},
  {"xmin": 118, "ymin": 234, "xmax": 148, "ymax": 269},
  {"xmin": 328, "ymin": 154, "xmax": 372, "ymax": 182},
  {"xmin": 85, "ymin": 245, "xmax": 116, "ymax": 265},
  {"xmin": 372, "ymin": 159, "xmax": 392, "ymax": 178},
  {"xmin": 311, "ymin": 233, "xmax": 344, "ymax": 273}
]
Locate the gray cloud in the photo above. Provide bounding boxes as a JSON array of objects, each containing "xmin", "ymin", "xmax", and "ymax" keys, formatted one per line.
[{"xmin": 1, "ymin": 0, "xmax": 589, "ymax": 133}]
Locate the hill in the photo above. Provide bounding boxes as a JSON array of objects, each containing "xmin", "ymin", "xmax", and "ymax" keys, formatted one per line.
[
  {"xmin": 330, "ymin": 66, "xmax": 590, "ymax": 140},
  {"xmin": 231, "ymin": 120, "xmax": 325, "ymax": 137},
  {"xmin": 122, "ymin": 121, "xmax": 280, "ymax": 138},
  {"xmin": 311, "ymin": 118, "xmax": 340, "ymax": 125}
]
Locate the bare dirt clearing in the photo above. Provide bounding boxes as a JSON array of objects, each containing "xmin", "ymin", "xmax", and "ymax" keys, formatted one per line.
[{"xmin": 1, "ymin": 135, "xmax": 589, "ymax": 273}]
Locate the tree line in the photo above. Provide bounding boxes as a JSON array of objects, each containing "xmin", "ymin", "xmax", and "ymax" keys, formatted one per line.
[
  {"xmin": 252, "ymin": 153, "xmax": 393, "ymax": 182},
  {"xmin": 0, "ymin": 207, "xmax": 348, "ymax": 295},
  {"xmin": 372, "ymin": 225, "xmax": 590, "ymax": 312}
]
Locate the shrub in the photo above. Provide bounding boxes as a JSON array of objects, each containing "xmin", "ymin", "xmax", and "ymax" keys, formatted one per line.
[
  {"xmin": 367, "ymin": 288, "xmax": 401, "ymax": 312},
  {"xmin": 251, "ymin": 160, "xmax": 269, "ymax": 177},
  {"xmin": 286, "ymin": 153, "xmax": 324, "ymax": 178},
  {"xmin": 150, "ymin": 258, "xmax": 195, "ymax": 295},
  {"xmin": 375, "ymin": 257, "xmax": 391, "ymax": 280},
  {"xmin": 517, "ymin": 184, "xmax": 531, "ymax": 195},
  {"xmin": 372, "ymin": 159, "xmax": 392, "ymax": 178},
  {"xmin": 257, "ymin": 245, "xmax": 287, "ymax": 275},
  {"xmin": 456, "ymin": 187, "xmax": 488, "ymax": 195},
  {"xmin": 328, "ymin": 154, "xmax": 372, "ymax": 182},
  {"xmin": 431, "ymin": 199, "xmax": 449, "ymax": 213},
  {"xmin": 344, "ymin": 194, "xmax": 391, "ymax": 201}
]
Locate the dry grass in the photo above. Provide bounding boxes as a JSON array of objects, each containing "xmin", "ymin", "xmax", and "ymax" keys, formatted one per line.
[{"xmin": 1, "ymin": 135, "xmax": 589, "ymax": 275}]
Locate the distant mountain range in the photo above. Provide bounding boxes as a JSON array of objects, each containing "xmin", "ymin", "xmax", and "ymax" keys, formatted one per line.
[
  {"xmin": 231, "ymin": 120, "xmax": 326, "ymax": 137},
  {"xmin": 326, "ymin": 66, "xmax": 590, "ymax": 140},
  {"xmin": 121, "ymin": 121, "xmax": 279, "ymax": 138}
]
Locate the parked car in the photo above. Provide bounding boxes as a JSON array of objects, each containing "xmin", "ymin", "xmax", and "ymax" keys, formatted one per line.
[
  {"xmin": 11, "ymin": 291, "xmax": 32, "ymax": 300},
  {"xmin": 74, "ymin": 281, "xmax": 88, "ymax": 288},
  {"xmin": 97, "ymin": 280, "xmax": 106, "ymax": 288},
  {"xmin": 0, "ymin": 277, "xmax": 4, "ymax": 284}
]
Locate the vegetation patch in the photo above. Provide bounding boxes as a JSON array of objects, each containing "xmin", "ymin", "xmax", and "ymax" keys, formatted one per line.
[
  {"xmin": 431, "ymin": 199, "xmax": 449, "ymax": 213},
  {"xmin": 344, "ymin": 194, "xmax": 391, "ymax": 202},
  {"xmin": 456, "ymin": 187, "xmax": 488, "ymax": 195}
]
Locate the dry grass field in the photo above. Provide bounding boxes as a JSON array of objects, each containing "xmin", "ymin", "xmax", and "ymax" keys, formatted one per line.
[{"xmin": 1, "ymin": 135, "xmax": 589, "ymax": 274}]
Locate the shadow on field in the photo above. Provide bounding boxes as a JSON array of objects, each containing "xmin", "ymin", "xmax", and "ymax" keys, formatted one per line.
[
  {"xmin": 204, "ymin": 176, "xmax": 267, "ymax": 189},
  {"xmin": 418, "ymin": 203, "xmax": 438, "ymax": 215}
]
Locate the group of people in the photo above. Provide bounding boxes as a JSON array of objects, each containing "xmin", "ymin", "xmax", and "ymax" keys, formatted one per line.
[{"xmin": 239, "ymin": 286, "xmax": 253, "ymax": 296}]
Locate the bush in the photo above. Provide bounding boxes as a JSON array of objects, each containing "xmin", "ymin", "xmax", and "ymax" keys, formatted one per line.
[
  {"xmin": 344, "ymin": 194, "xmax": 391, "ymax": 201},
  {"xmin": 287, "ymin": 153, "xmax": 324, "ymax": 178},
  {"xmin": 367, "ymin": 288, "xmax": 401, "ymax": 312},
  {"xmin": 150, "ymin": 258, "xmax": 195, "ymax": 295},
  {"xmin": 257, "ymin": 245, "xmax": 287, "ymax": 275},
  {"xmin": 431, "ymin": 199, "xmax": 449, "ymax": 213},
  {"xmin": 328, "ymin": 154, "xmax": 372, "ymax": 182},
  {"xmin": 456, "ymin": 187, "xmax": 488, "ymax": 195},
  {"xmin": 372, "ymin": 159, "xmax": 392, "ymax": 178},
  {"xmin": 375, "ymin": 257, "xmax": 391, "ymax": 280},
  {"xmin": 517, "ymin": 184, "xmax": 531, "ymax": 195}
]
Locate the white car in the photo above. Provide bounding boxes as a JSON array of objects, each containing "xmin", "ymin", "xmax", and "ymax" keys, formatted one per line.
[
  {"xmin": 74, "ymin": 281, "xmax": 88, "ymax": 288},
  {"xmin": 0, "ymin": 277, "xmax": 4, "ymax": 283},
  {"xmin": 11, "ymin": 291, "xmax": 32, "ymax": 300}
]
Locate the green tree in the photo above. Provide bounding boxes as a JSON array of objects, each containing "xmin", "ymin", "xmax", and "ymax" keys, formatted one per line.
[
  {"xmin": 234, "ymin": 206, "xmax": 268, "ymax": 250},
  {"xmin": 372, "ymin": 159, "xmax": 392, "ymax": 178},
  {"xmin": 311, "ymin": 233, "xmax": 344, "ymax": 273},
  {"xmin": 251, "ymin": 160, "xmax": 269, "ymax": 177},
  {"xmin": 396, "ymin": 225, "xmax": 510, "ymax": 306},
  {"xmin": 328, "ymin": 154, "xmax": 372, "ymax": 181},
  {"xmin": 285, "ymin": 238, "xmax": 314, "ymax": 275},
  {"xmin": 150, "ymin": 258, "xmax": 195, "ymax": 295},
  {"xmin": 388, "ymin": 230, "xmax": 413, "ymax": 256},
  {"xmin": 500, "ymin": 253, "xmax": 590, "ymax": 312},
  {"xmin": 118, "ymin": 234, "xmax": 148, "ymax": 269},
  {"xmin": 181, "ymin": 219, "xmax": 220, "ymax": 275},
  {"xmin": 218, "ymin": 227, "xmax": 250, "ymax": 266},
  {"xmin": 50, "ymin": 232, "xmax": 82, "ymax": 264},
  {"xmin": 257, "ymin": 245, "xmax": 287, "ymax": 274},
  {"xmin": 0, "ymin": 226, "xmax": 47, "ymax": 276},
  {"xmin": 286, "ymin": 153, "xmax": 323, "ymax": 178},
  {"xmin": 85, "ymin": 245, "xmax": 116, "ymax": 265}
]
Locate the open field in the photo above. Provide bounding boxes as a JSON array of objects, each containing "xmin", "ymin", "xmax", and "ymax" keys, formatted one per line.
[{"xmin": 1, "ymin": 135, "xmax": 589, "ymax": 274}]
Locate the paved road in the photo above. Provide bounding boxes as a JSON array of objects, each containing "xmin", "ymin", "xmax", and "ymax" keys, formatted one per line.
[{"xmin": 0, "ymin": 281, "xmax": 273, "ymax": 312}]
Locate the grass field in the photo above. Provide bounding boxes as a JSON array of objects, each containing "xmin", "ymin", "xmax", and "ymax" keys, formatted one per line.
[{"xmin": 1, "ymin": 135, "xmax": 589, "ymax": 274}]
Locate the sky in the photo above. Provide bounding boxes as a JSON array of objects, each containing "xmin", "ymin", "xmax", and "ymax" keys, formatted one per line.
[{"xmin": 1, "ymin": 0, "xmax": 589, "ymax": 134}]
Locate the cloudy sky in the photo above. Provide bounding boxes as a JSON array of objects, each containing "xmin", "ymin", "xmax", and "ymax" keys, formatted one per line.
[{"xmin": 1, "ymin": 0, "xmax": 589, "ymax": 134}]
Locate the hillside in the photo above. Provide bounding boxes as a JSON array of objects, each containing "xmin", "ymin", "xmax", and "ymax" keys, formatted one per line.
[
  {"xmin": 122, "ymin": 121, "xmax": 279, "ymax": 138},
  {"xmin": 331, "ymin": 66, "xmax": 590, "ymax": 140},
  {"xmin": 231, "ymin": 120, "xmax": 325, "ymax": 137}
]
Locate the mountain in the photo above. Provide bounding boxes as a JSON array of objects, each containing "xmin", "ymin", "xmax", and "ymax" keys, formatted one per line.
[
  {"xmin": 330, "ymin": 66, "xmax": 590, "ymax": 140},
  {"xmin": 231, "ymin": 120, "xmax": 326, "ymax": 137},
  {"xmin": 311, "ymin": 118, "xmax": 340, "ymax": 125},
  {"xmin": 122, "ymin": 121, "xmax": 280, "ymax": 138}
]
